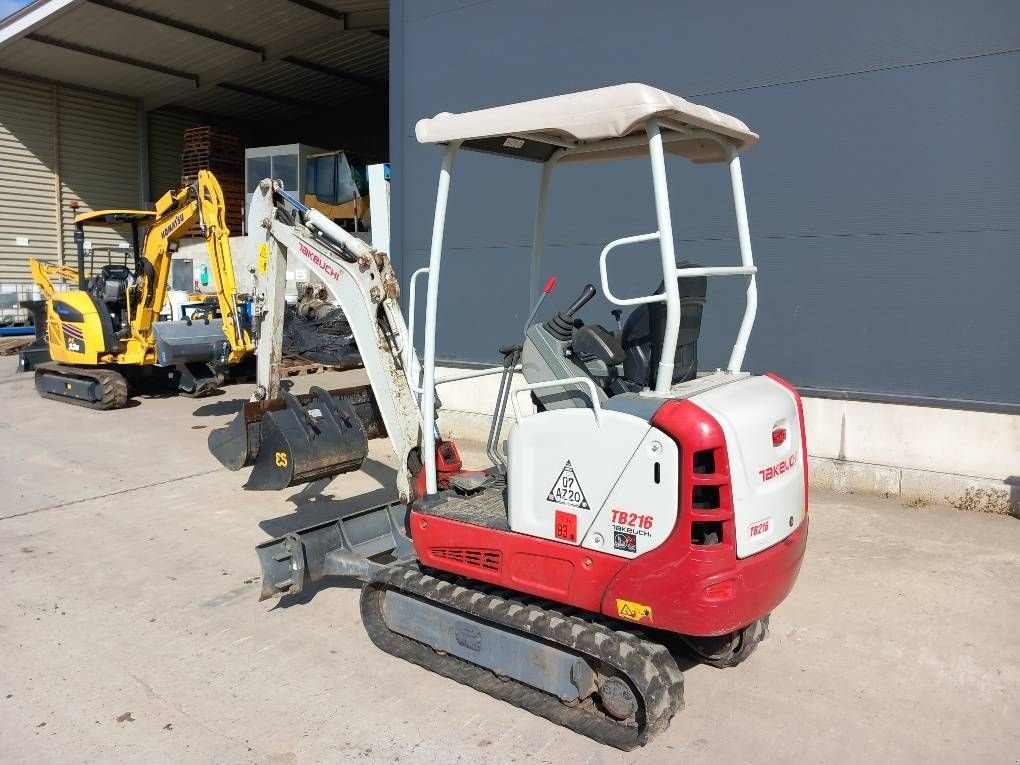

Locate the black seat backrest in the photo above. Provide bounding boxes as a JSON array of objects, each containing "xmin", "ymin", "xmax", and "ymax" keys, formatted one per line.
[
  {"xmin": 102, "ymin": 264, "xmax": 132, "ymax": 281},
  {"xmin": 620, "ymin": 261, "xmax": 707, "ymax": 389},
  {"xmin": 95, "ymin": 264, "xmax": 131, "ymax": 305}
]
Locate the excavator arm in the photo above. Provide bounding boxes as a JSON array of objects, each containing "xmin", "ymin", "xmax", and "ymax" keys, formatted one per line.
[
  {"xmin": 198, "ymin": 171, "xmax": 251, "ymax": 364},
  {"xmin": 133, "ymin": 170, "xmax": 252, "ymax": 362},
  {"xmin": 210, "ymin": 179, "xmax": 423, "ymax": 501}
]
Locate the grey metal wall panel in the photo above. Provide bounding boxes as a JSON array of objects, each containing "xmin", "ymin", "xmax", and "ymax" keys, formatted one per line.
[
  {"xmin": 0, "ymin": 74, "xmax": 59, "ymax": 280},
  {"xmin": 57, "ymin": 88, "xmax": 140, "ymax": 261},
  {"xmin": 392, "ymin": 0, "xmax": 1020, "ymax": 408},
  {"xmin": 148, "ymin": 109, "xmax": 201, "ymax": 203}
]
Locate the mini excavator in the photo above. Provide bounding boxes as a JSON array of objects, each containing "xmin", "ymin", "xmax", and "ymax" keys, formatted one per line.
[
  {"xmin": 23, "ymin": 171, "xmax": 253, "ymax": 409},
  {"xmin": 209, "ymin": 84, "xmax": 808, "ymax": 749}
]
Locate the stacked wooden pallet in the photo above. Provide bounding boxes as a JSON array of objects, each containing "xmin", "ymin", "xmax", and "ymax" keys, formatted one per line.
[
  {"xmin": 179, "ymin": 126, "xmax": 244, "ymax": 235},
  {"xmin": 227, "ymin": 353, "xmax": 364, "ymax": 384},
  {"xmin": 0, "ymin": 335, "xmax": 33, "ymax": 356},
  {"xmin": 280, "ymin": 353, "xmax": 364, "ymax": 377}
]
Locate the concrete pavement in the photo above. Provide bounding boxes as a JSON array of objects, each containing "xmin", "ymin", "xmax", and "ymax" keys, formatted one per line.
[{"xmin": 0, "ymin": 357, "xmax": 1017, "ymax": 764}]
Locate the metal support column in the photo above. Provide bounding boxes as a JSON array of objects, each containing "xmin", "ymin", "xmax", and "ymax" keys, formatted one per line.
[
  {"xmin": 725, "ymin": 145, "xmax": 757, "ymax": 373},
  {"xmin": 646, "ymin": 120, "xmax": 682, "ymax": 393},
  {"xmin": 421, "ymin": 142, "xmax": 460, "ymax": 495}
]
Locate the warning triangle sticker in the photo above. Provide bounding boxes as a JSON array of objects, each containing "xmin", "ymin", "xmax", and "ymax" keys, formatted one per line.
[{"xmin": 546, "ymin": 460, "xmax": 589, "ymax": 510}]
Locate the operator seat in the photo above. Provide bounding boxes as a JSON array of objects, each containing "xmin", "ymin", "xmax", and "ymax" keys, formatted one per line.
[
  {"xmin": 87, "ymin": 264, "xmax": 132, "ymax": 307},
  {"xmin": 620, "ymin": 261, "xmax": 707, "ymax": 389}
]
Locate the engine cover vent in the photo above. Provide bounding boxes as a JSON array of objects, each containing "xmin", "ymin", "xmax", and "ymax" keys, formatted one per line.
[{"xmin": 430, "ymin": 548, "xmax": 502, "ymax": 572}]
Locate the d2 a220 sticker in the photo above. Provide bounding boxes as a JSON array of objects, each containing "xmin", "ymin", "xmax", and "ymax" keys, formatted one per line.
[{"xmin": 546, "ymin": 460, "xmax": 589, "ymax": 510}]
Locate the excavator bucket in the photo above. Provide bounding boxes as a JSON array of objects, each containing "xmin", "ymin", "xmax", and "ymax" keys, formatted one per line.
[{"xmin": 208, "ymin": 384, "xmax": 386, "ymax": 491}]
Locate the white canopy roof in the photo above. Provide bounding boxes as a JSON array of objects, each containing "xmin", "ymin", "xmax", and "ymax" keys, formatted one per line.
[{"xmin": 415, "ymin": 83, "xmax": 758, "ymax": 164}]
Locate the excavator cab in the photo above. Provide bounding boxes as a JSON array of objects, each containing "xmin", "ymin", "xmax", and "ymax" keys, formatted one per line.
[
  {"xmin": 304, "ymin": 149, "xmax": 371, "ymax": 231},
  {"xmin": 74, "ymin": 210, "xmax": 153, "ymax": 335}
]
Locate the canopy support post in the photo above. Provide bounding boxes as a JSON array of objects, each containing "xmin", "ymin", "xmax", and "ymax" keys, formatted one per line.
[
  {"xmin": 529, "ymin": 149, "xmax": 565, "ymax": 304},
  {"xmin": 725, "ymin": 145, "xmax": 757, "ymax": 373},
  {"xmin": 646, "ymin": 120, "xmax": 682, "ymax": 393},
  {"xmin": 421, "ymin": 142, "xmax": 460, "ymax": 496}
]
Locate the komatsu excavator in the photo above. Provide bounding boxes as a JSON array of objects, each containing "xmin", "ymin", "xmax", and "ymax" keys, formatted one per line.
[
  {"xmin": 209, "ymin": 84, "xmax": 808, "ymax": 749},
  {"xmin": 24, "ymin": 171, "xmax": 253, "ymax": 409}
]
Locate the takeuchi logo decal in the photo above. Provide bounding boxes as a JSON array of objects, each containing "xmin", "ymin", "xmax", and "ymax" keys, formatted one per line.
[
  {"xmin": 299, "ymin": 242, "xmax": 340, "ymax": 281},
  {"xmin": 160, "ymin": 212, "xmax": 186, "ymax": 239},
  {"xmin": 759, "ymin": 452, "xmax": 796, "ymax": 482}
]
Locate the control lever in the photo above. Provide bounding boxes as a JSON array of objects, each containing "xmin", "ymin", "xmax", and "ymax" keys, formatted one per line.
[
  {"xmin": 544, "ymin": 284, "xmax": 596, "ymax": 341},
  {"xmin": 564, "ymin": 284, "xmax": 597, "ymax": 318},
  {"xmin": 487, "ymin": 278, "xmax": 558, "ymax": 472}
]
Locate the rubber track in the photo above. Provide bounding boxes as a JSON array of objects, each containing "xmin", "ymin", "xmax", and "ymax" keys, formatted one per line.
[
  {"xmin": 35, "ymin": 363, "xmax": 129, "ymax": 410},
  {"xmin": 361, "ymin": 562, "xmax": 684, "ymax": 750},
  {"xmin": 180, "ymin": 380, "xmax": 219, "ymax": 398}
]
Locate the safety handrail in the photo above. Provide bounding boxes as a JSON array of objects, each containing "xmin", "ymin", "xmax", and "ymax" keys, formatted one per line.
[
  {"xmin": 600, "ymin": 232, "xmax": 758, "ymax": 307},
  {"xmin": 598, "ymin": 231, "xmax": 662, "ymax": 306},
  {"xmin": 510, "ymin": 377, "xmax": 603, "ymax": 427},
  {"xmin": 409, "ymin": 363, "xmax": 517, "ymax": 395},
  {"xmin": 405, "ymin": 267, "xmax": 430, "ymax": 372},
  {"xmin": 674, "ymin": 265, "xmax": 757, "ymax": 278}
]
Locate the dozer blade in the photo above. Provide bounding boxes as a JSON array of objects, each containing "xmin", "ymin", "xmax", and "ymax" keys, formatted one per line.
[
  {"xmin": 208, "ymin": 384, "xmax": 386, "ymax": 491},
  {"xmin": 256, "ymin": 501, "xmax": 414, "ymax": 600}
]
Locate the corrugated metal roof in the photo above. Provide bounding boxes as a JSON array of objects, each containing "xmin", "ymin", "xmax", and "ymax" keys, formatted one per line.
[{"xmin": 0, "ymin": 0, "xmax": 387, "ymax": 118}]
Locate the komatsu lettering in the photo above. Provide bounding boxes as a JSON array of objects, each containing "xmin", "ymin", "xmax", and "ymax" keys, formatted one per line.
[{"xmin": 160, "ymin": 212, "xmax": 186, "ymax": 238}]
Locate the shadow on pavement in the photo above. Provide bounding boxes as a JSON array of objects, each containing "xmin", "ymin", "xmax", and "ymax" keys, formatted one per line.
[
  {"xmin": 270, "ymin": 575, "xmax": 363, "ymax": 609},
  {"xmin": 192, "ymin": 398, "xmax": 246, "ymax": 417},
  {"xmin": 257, "ymin": 458, "xmax": 399, "ymax": 539},
  {"xmin": 257, "ymin": 459, "xmax": 400, "ymax": 606}
]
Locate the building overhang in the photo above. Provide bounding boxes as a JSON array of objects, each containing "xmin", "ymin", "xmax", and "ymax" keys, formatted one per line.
[{"xmin": 0, "ymin": 0, "xmax": 388, "ymax": 119}]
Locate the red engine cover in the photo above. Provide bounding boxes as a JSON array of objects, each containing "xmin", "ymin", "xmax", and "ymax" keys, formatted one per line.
[{"xmin": 412, "ymin": 395, "xmax": 808, "ymax": 637}]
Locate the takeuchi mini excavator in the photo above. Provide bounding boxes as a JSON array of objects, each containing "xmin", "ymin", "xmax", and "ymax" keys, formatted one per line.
[
  {"xmin": 24, "ymin": 171, "xmax": 254, "ymax": 409},
  {"xmin": 208, "ymin": 84, "xmax": 808, "ymax": 749}
]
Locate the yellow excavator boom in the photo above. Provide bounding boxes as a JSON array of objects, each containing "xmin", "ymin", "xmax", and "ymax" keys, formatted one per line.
[
  {"xmin": 130, "ymin": 170, "xmax": 252, "ymax": 363},
  {"xmin": 29, "ymin": 259, "xmax": 80, "ymax": 300}
]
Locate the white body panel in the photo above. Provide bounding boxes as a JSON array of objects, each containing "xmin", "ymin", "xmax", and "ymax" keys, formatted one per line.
[
  {"xmin": 691, "ymin": 375, "xmax": 806, "ymax": 558},
  {"xmin": 580, "ymin": 427, "xmax": 678, "ymax": 559},
  {"xmin": 507, "ymin": 408, "xmax": 678, "ymax": 559}
]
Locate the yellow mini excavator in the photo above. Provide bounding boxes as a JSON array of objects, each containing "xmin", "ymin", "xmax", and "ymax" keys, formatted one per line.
[{"xmin": 23, "ymin": 170, "xmax": 254, "ymax": 409}]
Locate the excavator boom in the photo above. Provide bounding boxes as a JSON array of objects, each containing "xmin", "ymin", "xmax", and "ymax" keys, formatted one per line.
[
  {"xmin": 209, "ymin": 179, "xmax": 422, "ymax": 500},
  {"xmin": 134, "ymin": 171, "xmax": 252, "ymax": 363}
]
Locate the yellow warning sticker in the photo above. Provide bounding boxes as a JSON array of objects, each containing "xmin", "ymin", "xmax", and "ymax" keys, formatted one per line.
[
  {"xmin": 615, "ymin": 598, "xmax": 653, "ymax": 623},
  {"xmin": 258, "ymin": 242, "xmax": 269, "ymax": 274}
]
